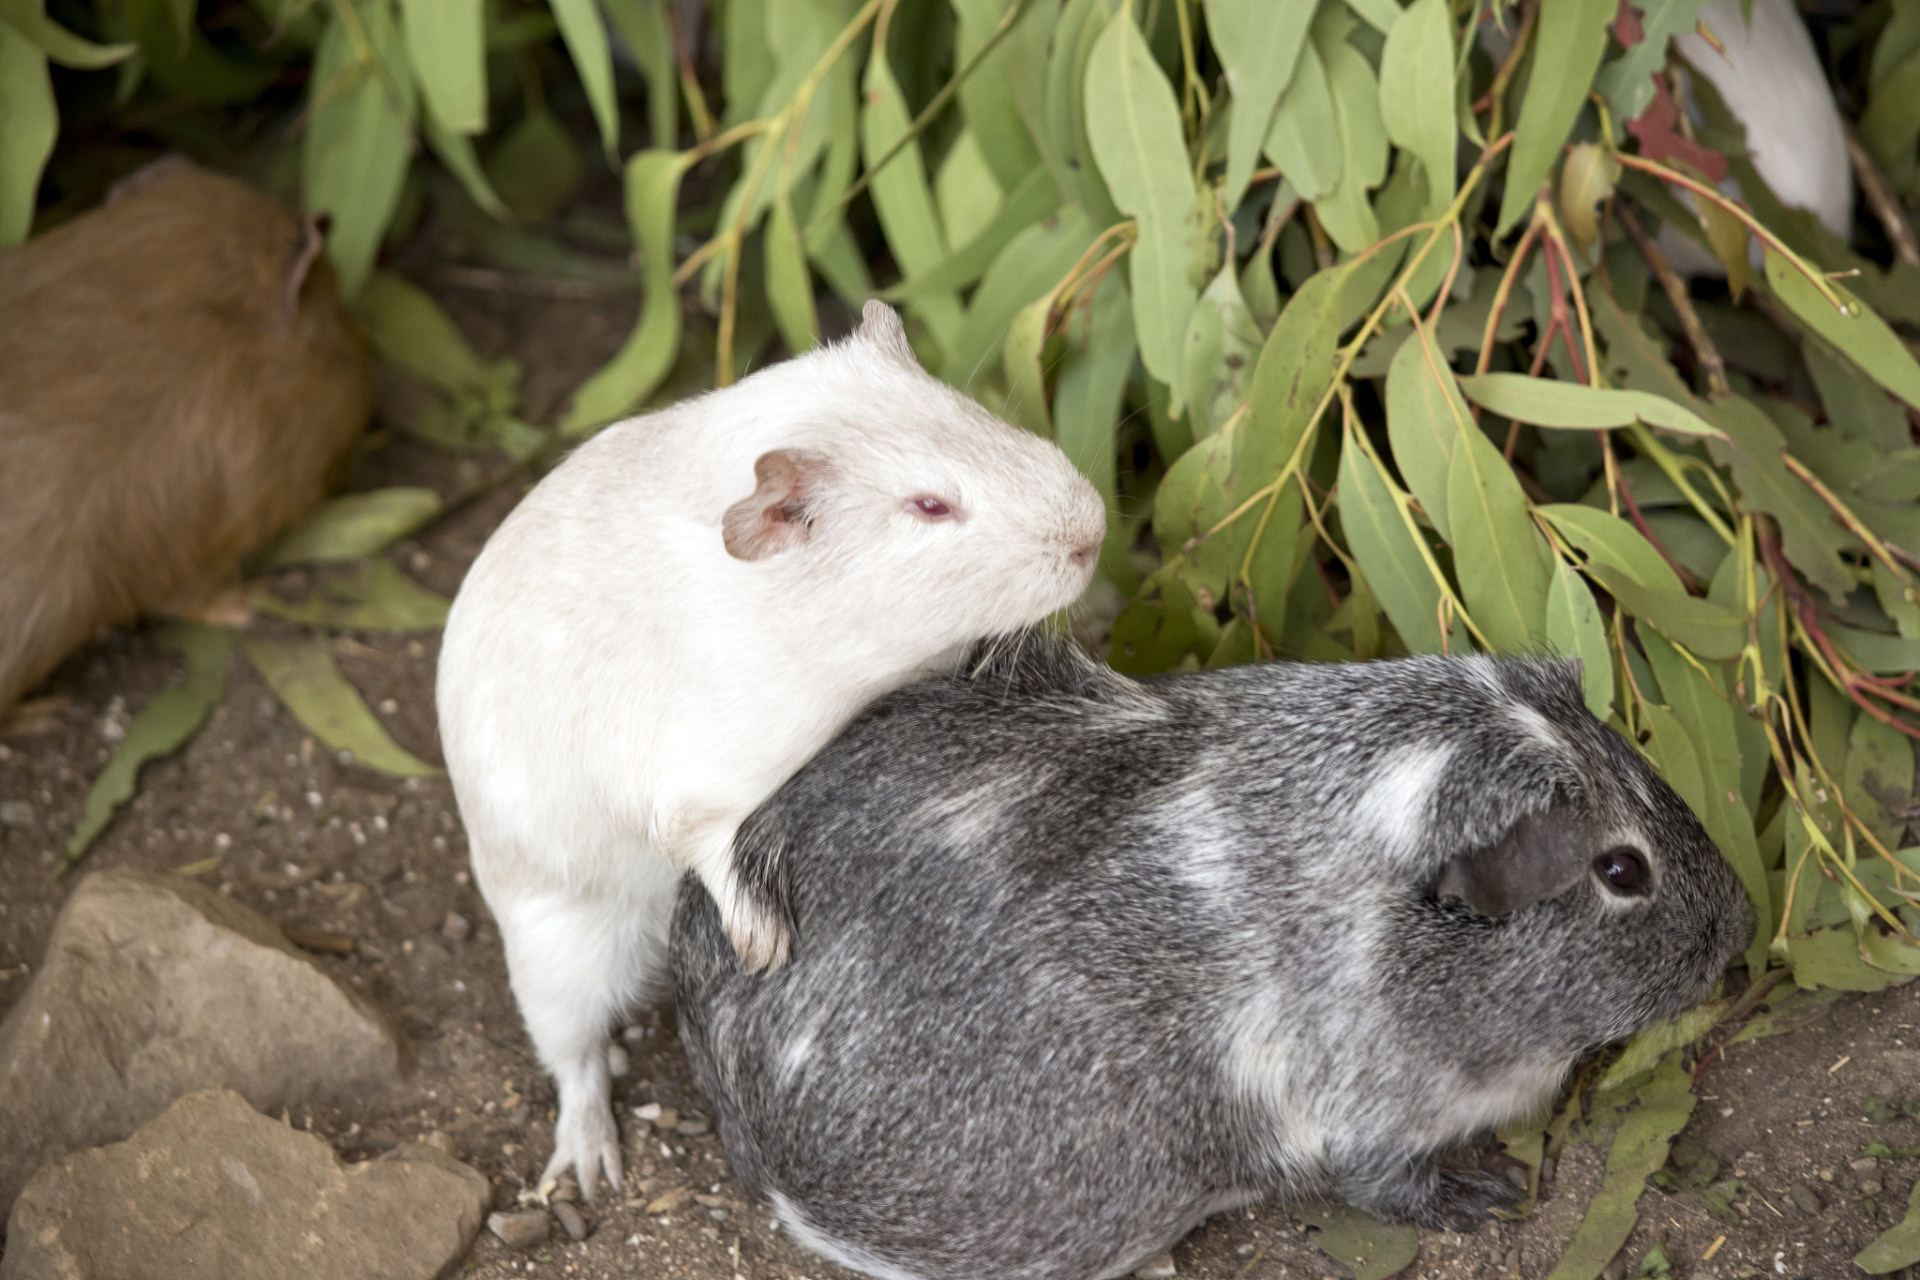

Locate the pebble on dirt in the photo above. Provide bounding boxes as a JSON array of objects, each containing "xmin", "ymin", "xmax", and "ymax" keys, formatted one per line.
[
  {"xmin": 553, "ymin": 1198, "xmax": 589, "ymax": 1241},
  {"xmin": 488, "ymin": 1209, "xmax": 551, "ymax": 1249},
  {"xmin": 1133, "ymin": 1252, "xmax": 1177, "ymax": 1278}
]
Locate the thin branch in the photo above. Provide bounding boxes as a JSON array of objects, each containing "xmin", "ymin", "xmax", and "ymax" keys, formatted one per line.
[
  {"xmin": 1845, "ymin": 122, "xmax": 1920, "ymax": 269},
  {"xmin": 1619, "ymin": 203, "xmax": 1730, "ymax": 397}
]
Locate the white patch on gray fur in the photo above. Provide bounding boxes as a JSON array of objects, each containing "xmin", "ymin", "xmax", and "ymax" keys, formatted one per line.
[
  {"xmin": 1400, "ymin": 1056, "xmax": 1573, "ymax": 1152},
  {"xmin": 1351, "ymin": 744, "xmax": 1454, "ymax": 868},
  {"xmin": 1150, "ymin": 789, "xmax": 1240, "ymax": 895},
  {"xmin": 1222, "ymin": 1008, "xmax": 1329, "ymax": 1167},
  {"xmin": 770, "ymin": 1192, "xmax": 929, "ymax": 1280},
  {"xmin": 912, "ymin": 775, "xmax": 1031, "ymax": 848},
  {"xmin": 778, "ymin": 1017, "xmax": 822, "ymax": 1089},
  {"xmin": 1507, "ymin": 702, "xmax": 1569, "ymax": 758}
]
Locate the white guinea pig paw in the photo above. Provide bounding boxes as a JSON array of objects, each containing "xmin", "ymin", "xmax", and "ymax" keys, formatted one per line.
[
  {"xmin": 723, "ymin": 896, "xmax": 793, "ymax": 973},
  {"xmin": 543, "ymin": 1101, "xmax": 623, "ymax": 1205}
]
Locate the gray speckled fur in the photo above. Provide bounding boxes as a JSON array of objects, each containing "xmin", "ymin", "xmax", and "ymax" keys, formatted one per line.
[{"xmin": 671, "ymin": 637, "xmax": 1753, "ymax": 1280}]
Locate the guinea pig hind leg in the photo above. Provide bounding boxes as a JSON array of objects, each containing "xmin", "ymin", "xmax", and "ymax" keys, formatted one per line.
[
  {"xmin": 494, "ymin": 889, "xmax": 660, "ymax": 1202},
  {"xmin": 1334, "ymin": 1149, "xmax": 1522, "ymax": 1232}
]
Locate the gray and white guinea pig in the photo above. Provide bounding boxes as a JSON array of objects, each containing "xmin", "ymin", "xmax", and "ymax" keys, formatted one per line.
[
  {"xmin": 436, "ymin": 306, "xmax": 1105, "ymax": 1200},
  {"xmin": 672, "ymin": 636, "xmax": 1754, "ymax": 1280}
]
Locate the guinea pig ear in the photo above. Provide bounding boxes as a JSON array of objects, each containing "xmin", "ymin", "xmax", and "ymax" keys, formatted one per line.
[
  {"xmin": 723, "ymin": 449, "xmax": 832, "ymax": 561},
  {"xmin": 858, "ymin": 301, "xmax": 921, "ymax": 369},
  {"xmin": 1434, "ymin": 807, "xmax": 1591, "ymax": 917}
]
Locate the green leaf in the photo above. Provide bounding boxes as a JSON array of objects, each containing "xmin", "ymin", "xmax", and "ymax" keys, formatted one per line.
[
  {"xmin": 1497, "ymin": 0, "xmax": 1611, "ymax": 233},
  {"xmin": 1586, "ymin": 564, "xmax": 1746, "ymax": 660},
  {"xmin": 1376, "ymin": 0, "xmax": 1455, "ymax": 218},
  {"xmin": 250, "ymin": 560, "xmax": 451, "ymax": 630},
  {"xmin": 1001, "ymin": 292, "xmax": 1053, "ymax": 435},
  {"xmin": 486, "ymin": 107, "xmax": 585, "ymax": 223},
  {"xmin": 1312, "ymin": 28, "xmax": 1388, "ymax": 254},
  {"xmin": 562, "ymin": 150, "xmax": 689, "ymax": 435},
  {"xmin": 1786, "ymin": 927, "xmax": 1913, "ymax": 991},
  {"xmin": 1085, "ymin": 9, "xmax": 1199, "ymax": 413},
  {"xmin": 1846, "ymin": 713, "xmax": 1915, "ymax": 853},
  {"xmin": 862, "ymin": 27, "xmax": 963, "ymax": 362},
  {"xmin": 943, "ymin": 204, "xmax": 1094, "ymax": 389},
  {"xmin": 1861, "ymin": 46, "xmax": 1920, "ymax": 176},
  {"xmin": 765, "ymin": 189, "xmax": 820, "ymax": 354},
  {"xmin": 1596, "ymin": 999, "xmax": 1731, "ymax": 1093},
  {"xmin": 1538, "ymin": 505, "xmax": 1684, "ymax": 593},
  {"xmin": 1054, "ymin": 274, "xmax": 1138, "ymax": 589},
  {"xmin": 400, "ymin": 0, "xmax": 485, "ymax": 133},
  {"xmin": 0, "ymin": 24, "xmax": 54, "ymax": 247},
  {"xmin": 54, "ymin": 625, "xmax": 231, "ymax": 879},
  {"xmin": 1340, "ymin": 434, "xmax": 1466, "ymax": 656},
  {"xmin": 1593, "ymin": 0, "xmax": 1713, "ymax": 122},
  {"xmin": 549, "ymin": 0, "xmax": 618, "ymax": 159},
  {"xmin": 884, "ymin": 165, "xmax": 1060, "ymax": 301},
  {"xmin": 1262, "ymin": 39, "xmax": 1341, "ymax": 202},
  {"xmin": 1340, "ymin": 0, "xmax": 1400, "ymax": 34},
  {"xmin": 419, "ymin": 107, "xmax": 510, "ymax": 220},
  {"xmin": 1547, "ymin": 564, "xmax": 1613, "ymax": 719},
  {"xmin": 264, "ymin": 489, "xmax": 443, "ymax": 567},
  {"xmin": 935, "ymin": 131, "xmax": 1005, "ymax": 250},
  {"xmin": 1803, "ymin": 338, "xmax": 1911, "ymax": 453},
  {"xmin": 1641, "ymin": 631, "xmax": 1772, "ymax": 976},
  {"xmin": 0, "ymin": 0, "xmax": 134, "ymax": 67},
  {"xmin": 127, "ymin": 0, "xmax": 276, "ymax": 102},
  {"xmin": 240, "ymin": 635, "xmax": 439, "ymax": 776},
  {"xmin": 1765, "ymin": 248, "xmax": 1920, "ymax": 415},
  {"xmin": 1384, "ymin": 319, "xmax": 1475, "ymax": 541},
  {"xmin": 1244, "ymin": 257, "xmax": 1374, "ymax": 487},
  {"xmin": 1182, "ymin": 262, "xmax": 1264, "ymax": 438},
  {"xmin": 1203, "ymin": 0, "xmax": 1312, "ymax": 209},
  {"xmin": 1830, "ymin": 624, "xmax": 1920, "ymax": 675},
  {"xmin": 951, "ymin": 0, "xmax": 1043, "ymax": 190},
  {"xmin": 1293, "ymin": 1202, "xmax": 1418, "ymax": 1280},
  {"xmin": 304, "ymin": 3, "xmax": 416, "ymax": 297},
  {"xmin": 1544, "ymin": 1051, "xmax": 1697, "ymax": 1280},
  {"xmin": 360, "ymin": 271, "xmax": 509, "ymax": 397},
  {"xmin": 1455, "ymin": 374, "xmax": 1722, "ymax": 439},
  {"xmin": 1447, "ymin": 425, "xmax": 1551, "ymax": 654},
  {"xmin": 600, "ymin": 0, "xmax": 675, "ymax": 149},
  {"xmin": 1856, "ymin": 1179, "xmax": 1920, "ymax": 1275},
  {"xmin": 1703, "ymin": 395, "xmax": 1857, "ymax": 606},
  {"xmin": 1110, "ymin": 576, "xmax": 1201, "ymax": 675},
  {"xmin": 1156, "ymin": 428, "xmax": 1239, "ymax": 602}
]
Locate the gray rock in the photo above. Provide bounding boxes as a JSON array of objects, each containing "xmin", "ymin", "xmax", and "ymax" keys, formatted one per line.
[
  {"xmin": 0, "ymin": 869, "xmax": 406, "ymax": 1213},
  {"xmin": 0, "ymin": 800, "xmax": 33, "ymax": 828},
  {"xmin": 1, "ymin": 1089, "xmax": 486, "ymax": 1280},
  {"xmin": 1787, "ymin": 1183, "xmax": 1822, "ymax": 1215},
  {"xmin": 1134, "ymin": 1253, "xmax": 1177, "ymax": 1278},
  {"xmin": 488, "ymin": 1210, "xmax": 550, "ymax": 1249},
  {"xmin": 552, "ymin": 1198, "xmax": 588, "ymax": 1241},
  {"xmin": 439, "ymin": 912, "xmax": 470, "ymax": 943}
]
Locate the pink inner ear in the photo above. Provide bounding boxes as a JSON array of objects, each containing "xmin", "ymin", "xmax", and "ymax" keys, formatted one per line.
[{"xmin": 722, "ymin": 449, "xmax": 829, "ymax": 561}]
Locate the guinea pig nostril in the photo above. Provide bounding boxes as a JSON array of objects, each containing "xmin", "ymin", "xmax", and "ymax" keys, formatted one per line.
[{"xmin": 1070, "ymin": 543, "xmax": 1098, "ymax": 571}]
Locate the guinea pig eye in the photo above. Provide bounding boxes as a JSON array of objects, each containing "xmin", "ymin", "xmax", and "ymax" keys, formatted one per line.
[
  {"xmin": 1595, "ymin": 847, "xmax": 1648, "ymax": 895},
  {"xmin": 908, "ymin": 496, "xmax": 954, "ymax": 520}
]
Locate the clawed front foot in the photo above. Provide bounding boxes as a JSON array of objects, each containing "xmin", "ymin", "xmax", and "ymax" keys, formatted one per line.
[
  {"xmin": 1342, "ymin": 1155, "xmax": 1523, "ymax": 1233},
  {"xmin": 543, "ymin": 1091, "xmax": 623, "ymax": 1205}
]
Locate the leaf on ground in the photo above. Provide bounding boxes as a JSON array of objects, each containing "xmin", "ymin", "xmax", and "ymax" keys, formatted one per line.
[
  {"xmin": 239, "ymin": 635, "xmax": 440, "ymax": 776},
  {"xmin": 1544, "ymin": 1050, "xmax": 1697, "ymax": 1280},
  {"xmin": 1085, "ymin": 9, "xmax": 1199, "ymax": 413},
  {"xmin": 250, "ymin": 560, "xmax": 452, "ymax": 631},
  {"xmin": 56, "ymin": 625, "xmax": 232, "ymax": 879},
  {"xmin": 1294, "ymin": 1201, "xmax": 1418, "ymax": 1280},
  {"xmin": 1597, "ymin": 998, "xmax": 1732, "ymax": 1093},
  {"xmin": 1785, "ymin": 927, "xmax": 1913, "ymax": 992},
  {"xmin": 562, "ymin": 150, "xmax": 690, "ymax": 435},
  {"xmin": 360, "ymin": 271, "xmax": 515, "ymax": 398},
  {"xmin": 1725, "ymin": 986, "xmax": 1846, "ymax": 1044},
  {"xmin": 264, "ymin": 489, "xmax": 443, "ymax": 567},
  {"xmin": 1547, "ymin": 563, "xmax": 1614, "ymax": 719}
]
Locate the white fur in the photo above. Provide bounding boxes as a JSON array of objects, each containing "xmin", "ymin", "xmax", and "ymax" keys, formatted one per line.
[
  {"xmin": 1351, "ymin": 745, "xmax": 1455, "ymax": 873},
  {"xmin": 436, "ymin": 304, "xmax": 1105, "ymax": 1200}
]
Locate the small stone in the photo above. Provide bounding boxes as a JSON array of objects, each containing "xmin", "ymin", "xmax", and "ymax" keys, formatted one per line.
[
  {"xmin": 606, "ymin": 1044, "xmax": 630, "ymax": 1078},
  {"xmin": 1787, "ymin": 1184, "xmax": 1822, "ymax": 1215},
  {"xmin": 650, "ymin": 1107, "xmax": 680, "ymax": 1131},
  {"xmin": 1539, "ymin": 1157, "xmax": 1556, "ymax": 1184},
  {"xmin": 645, "ymin": 1186, "xmax": 694, "ymax": 1214},
  {"xmin": 545, "ymin": 1175, "xmax": 580, "ymax": 1204},
  {"xmin": 633, "ymin": 1103, "xmax": 661, "ymax": 1122},
  {"xmin": 1861, "ymin": 1179, "xmax": 1884, "ymax": 1197},
  {"xmin": 1234, "ymin": 1244, "xmax": 1255, "ymax": 1257},
  {"xmin": 552, "ymin": 1200, "xmax": 588, "ymax": 1241},
  {"xmin": 422, "ymin": 1131, "xmax": 455, "ymax": 1157},
  {"xmin": 1601, "ymin": 1257, "xmax": 1628, "ymax": 1280},
  {"xmin": 1851, "ymin": 1157, "xmax": 1881, "ymax": 1173},
  {"xmin": 0, "ymin": 800, "xmax": 34, "ymax": 828},
  {"xmin": 440, "ymin": 912, "xmax": 471, "ymax": 943},
  {"xmin": 1134, "ymin": 1253, "xmax": 1177, "ymax": 1279},
  {"xmin": 675, "ymin": 1116, "xmax": 710, "ymax": 1136},
  {"xmin": 488, "ymin": 1210, "xmax": 550, "ymax": 1249}
]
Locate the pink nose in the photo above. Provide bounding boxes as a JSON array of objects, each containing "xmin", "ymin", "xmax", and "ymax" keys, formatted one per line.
[{"xmin": 1071, "ymin": 542, "xmax": 1099, "ymax": 573}]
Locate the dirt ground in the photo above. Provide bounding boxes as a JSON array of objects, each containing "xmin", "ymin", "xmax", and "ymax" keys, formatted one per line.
[{"xmin": 3, "ymin": 273, "xmax": 1917, "ymax": 1280}]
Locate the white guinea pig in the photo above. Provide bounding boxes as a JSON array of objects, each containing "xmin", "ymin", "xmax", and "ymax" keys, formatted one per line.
[{"xmin": 435, "ymin": 302, "xmax": 1106, "ymax": 1200}]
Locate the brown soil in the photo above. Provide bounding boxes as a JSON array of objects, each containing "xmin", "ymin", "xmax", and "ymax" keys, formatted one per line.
[{"xmin": 2, "ymin": 275, "xmax": 1914, "ymax": 1280}]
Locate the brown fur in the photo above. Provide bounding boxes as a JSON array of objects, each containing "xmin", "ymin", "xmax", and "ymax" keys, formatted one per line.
[{"xmin": 0, "ymin": 160, "xmax": 372, "ymax": 713}]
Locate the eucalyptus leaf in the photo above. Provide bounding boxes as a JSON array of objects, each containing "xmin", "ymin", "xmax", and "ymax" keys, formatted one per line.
[
  {"xmin": 1085, "ymin": 9, "xmax": 1199, "ymax": 413},
  {"xmin": 1204, "ymin": 0, "xmax": 1313, "ymax": 209},
  {"xmin": 1547, "ymin": 563, "xmax": 1613, "ymax": 719},
  {"xmin": 1340, "ymin": 433, "xmax": 1467, "ymax": 656},
  {"xmin": 400, "ymin": 0, "xmax": 485, "ymax": 134},
  {"xmin": 1447, "ymin": 422, "xmax": 1552, "ymax": 653},
  {"xmin": 250, "ymin": 560, "xmax": 452, "ymax": 631},
  {"xmin": 943, "ymin": 205, "xmax": 1095, "ymax": 390},
  {"xmin": 1498, "ymin": 0, "xmax": 1612, "ymax": 233},
  {"xmin": 1263, "ymin": 39, "xmax": 1341, "ymax": 202},
  {"xmin": 1765, "ymin": 248, "xmax": 1920, "ymax": 415},
  {"xmin": 549, "ymin": 0, "xmax": 618, "ymax": 159},
  {"xmin": 264, "ymin": 489, "xmax": 443, "ymax": 567},
  {"xmin": 1586, "ymin": 565, "xmax": 1746, "ymax": 660},
  {"xmin": 1377, "ymin": 0, "xmax": 1455, "ymax": 218},
  {"xmin": 1183, "ymin": 263, "xmax": 1264, "ymax": 438},
  {"xmin": 1456, "ymin": 374, "xmax": 1722, "ymax": 439},
  {"xmin": 0, "ymin": 24, "xmax": 54, "ymax": 247},
  {"xmin": 0, "ymin": 0, "xmax": 134, "ymax": 68},
  {"xmin": 240, "ymin": 636, "xmax": 440, "ymax": 776},
  {"xmin": 765, "ymin": 189, "xmax": 820, "ymax": 354},
  {"xmin": 1292, "ymin": 1202, "xmax": 1418, "ymax": 1280},
  {"xmin": 883, "ymin": 165, "xmax": 1060, "ymax": 301},
  {"xmin": 1856, "ymin": 1180, "xmax": 1920, "ymax": 1274},
  {"xmin": 1384, "ymin": 318, "xmax": 1475, "ymax": 541},
  {"xmin": 863, "ymin": 25, "xmax": 963, "ymax": 360},
  {"xmin": 304, "ymin": 3, "xmax": 416, "ymax": 297}
]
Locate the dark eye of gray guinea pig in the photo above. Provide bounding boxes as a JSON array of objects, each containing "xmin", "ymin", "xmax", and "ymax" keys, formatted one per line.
[{"xmin": 1596, "ymin": 847, "xmax": 1648, "ymax": 893}]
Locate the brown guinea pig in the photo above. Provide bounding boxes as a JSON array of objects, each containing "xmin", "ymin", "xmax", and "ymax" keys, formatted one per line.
[{"xmin": 0, "ymin": 157, "xmax": 373, "ymax": 715}]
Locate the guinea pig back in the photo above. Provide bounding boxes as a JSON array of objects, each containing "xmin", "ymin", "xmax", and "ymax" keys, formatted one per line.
[
  {"xmin": 0, "ymin": 158, "xmax": 372, "ymax": 714},
  {"xmin": 672, "ymin": 637, "xmax": 1754, "ymax": 1280}
]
